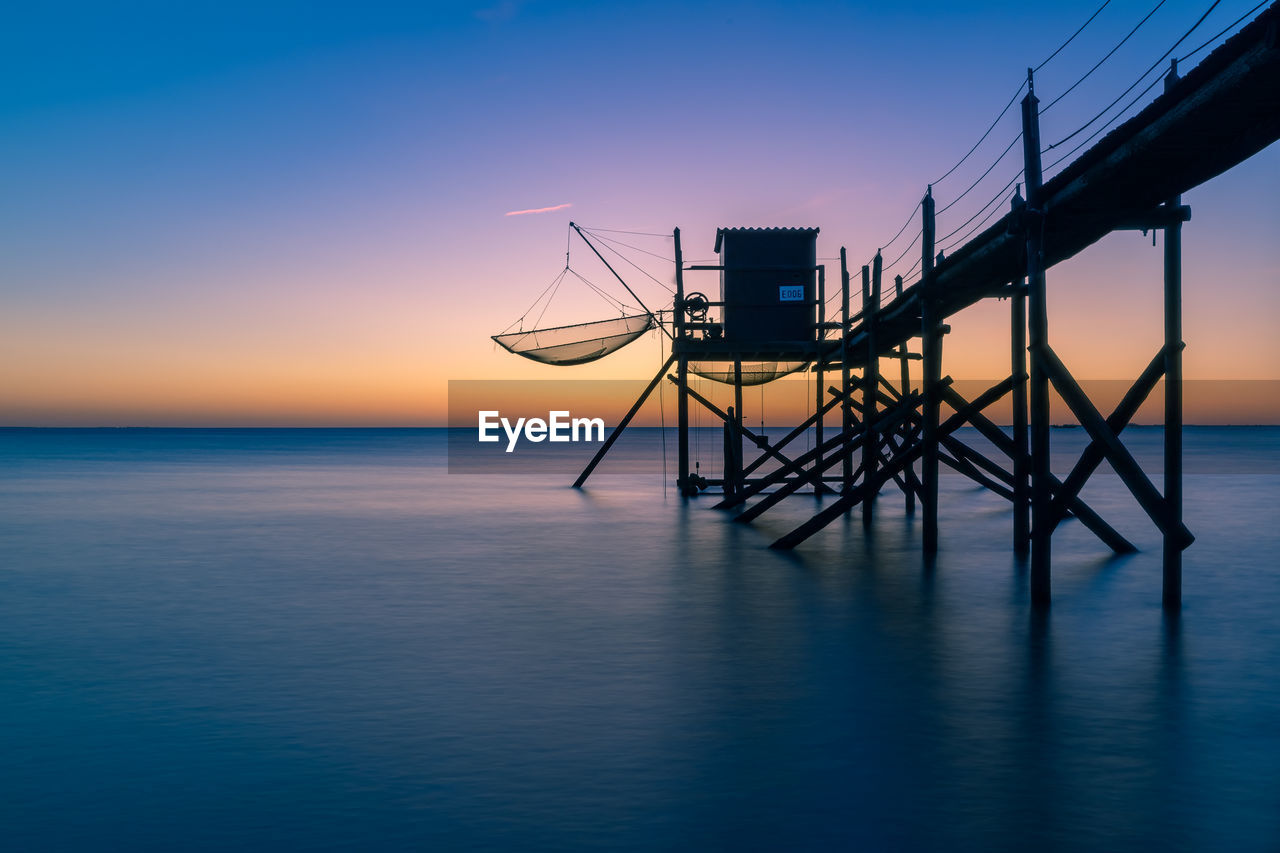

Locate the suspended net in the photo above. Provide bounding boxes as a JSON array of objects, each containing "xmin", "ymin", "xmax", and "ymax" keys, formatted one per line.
[
  {"xmin": 492, "ymin": 314, "xmax": 655, "ymax": 366},
  {"xmin": 688, "ymin": 360, "xmax": 810, "ymax": 386}
]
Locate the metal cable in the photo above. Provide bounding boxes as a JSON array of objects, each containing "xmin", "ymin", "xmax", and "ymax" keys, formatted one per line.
[
  {"xmin": 1179, "ymin": 0, "xmax": 1268, "ymax": 62},
  {"xmin": 1035, "ymin": 0, "xmax": 1113, "ymax": 72},
  {"xmin": 1045, "ymin": 0, "xmax": 1223, "ymax": 152},
  {"xmin": 1042, "ymin": 0, "xmax": 1168, "ymax": 113}
]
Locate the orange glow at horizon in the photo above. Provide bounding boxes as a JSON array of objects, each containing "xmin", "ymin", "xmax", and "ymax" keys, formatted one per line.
[{"xmin": 3, "ymin": 2, "xmax": 1276, "ymax": 428}]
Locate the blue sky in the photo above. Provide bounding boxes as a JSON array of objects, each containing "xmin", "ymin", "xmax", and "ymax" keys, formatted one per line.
[{"xmin": 1, "ymin": 1, "xmax": 1276, "ymax": 424}]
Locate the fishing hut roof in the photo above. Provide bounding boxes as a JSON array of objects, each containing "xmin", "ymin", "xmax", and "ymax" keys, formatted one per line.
[{"xmin": 713, "ymin": 227, "xmax": 820, "ymax": 252}]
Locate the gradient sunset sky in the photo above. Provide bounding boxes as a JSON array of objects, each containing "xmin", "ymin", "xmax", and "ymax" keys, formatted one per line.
[{"xmin": 2, "ymin": 0, "xmax": 1276, "ymax": 426}]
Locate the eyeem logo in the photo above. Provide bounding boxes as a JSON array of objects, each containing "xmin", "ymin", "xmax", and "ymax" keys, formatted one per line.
[{"xmin": 478, "ymin": 410, "xmax": 606, "ymax": 453}]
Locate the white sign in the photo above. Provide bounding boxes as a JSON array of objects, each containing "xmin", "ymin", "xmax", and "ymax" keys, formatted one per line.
[{"xmin": 779, "ymin": 285, "xmax": 805, "ymax": 302}]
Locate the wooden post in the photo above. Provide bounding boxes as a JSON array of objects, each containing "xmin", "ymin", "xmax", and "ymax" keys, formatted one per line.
[
  {"xmin": 674, "ymin": 227, "xmax": 692, "ymax": 496},
  {"xmin": 896, "ymin": 274, "xmax": 916, "ymax": 516},
  {"xmin": 1011, "ymin": 275, "xmax": 1029, "ymax": 556},
  {"xmin": 814, "ymin": 264, "xmax": 826, "ymax": 494},
  {"xmin": 921, "ymin": 187, "xmax": 941, "ymax": 553},
  {"xmin": 734, "ymin": 359, "xmax": 744, "ymax": 497},
  {"xmin": 1009, "ymin": 185, "xmax": 1029, "ymax": 556},
  {"xmin": 1164, "ymin": 202, "xmax": 1184, "ymax": 607},
  {"xmin": 864, "ymin": 252, "xmax": 882, "ymax": 527},
  {"xmin": 1164, "ymin": 60, "xmax": 1184, "ymax": 609},
  {"xmin": 841, "ymin": 249, "xmax": 853, "ymax": 494},
  {"xmin": 1008, "ymin": 185, "xmax": 1029, "ymax": 555},
  {"xmin": 724, "ymin": 405, "xmax": 741, "ymax": 500},
  {"xmin": 1022, "ymin": 71, "xmax": 1052, "ymax": 605}
]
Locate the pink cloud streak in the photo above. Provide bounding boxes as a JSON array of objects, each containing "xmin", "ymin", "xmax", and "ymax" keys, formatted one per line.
[{"xmin": 505, "ymin": 203, "xmax": 572, "ymax": 217}]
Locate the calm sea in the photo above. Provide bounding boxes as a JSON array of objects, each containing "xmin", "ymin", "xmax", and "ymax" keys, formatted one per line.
[{"xmin": 1, "ymin": 427, "xmax": 1277, "ymax": 851}]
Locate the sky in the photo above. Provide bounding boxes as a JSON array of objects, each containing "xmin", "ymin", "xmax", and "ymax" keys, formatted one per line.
[{"xmin": 1, "ymin": 0, "xmax": 1276, "ymax": 426}]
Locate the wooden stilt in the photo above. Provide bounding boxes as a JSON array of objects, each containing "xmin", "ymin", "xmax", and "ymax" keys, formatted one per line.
[
  {"xmin": 734, "ymin": 360, "xmax": 744, "ymax": 497},
  {"xmin": 1164, "ymin": 187, "xmax": 1185, "ymax": 606},
  {"xmin": 674, "ymin": 228, "xmax": 692, "ymax": 496},
  {"xmin": 921, "ymin": 188, "xmax": 941, "ymax": 553},
  {"xmin": 814, "ymin": 265, "xmax": 826, "ymax": 495},
  {"xmin": 724, "ymin": 405, "xmax": 741, "ymax": 499},
  {"xmin": 1012, "ymin": 264, "xmax": 1030, "ymax": 556},
  {"xmin": 864, "ymin": 253, "xmax": 882, "ymax": 527},
  {"xmin": 896, "ymin": 274, "xmax": 919, "ymax": 516},
  {"xmin": 841, "ymin": 248, "xmax": 853, "ymax": 494},
  {"xmin": 1022, "ymin": 72, "xmax": 1052, "ymax": 606}
]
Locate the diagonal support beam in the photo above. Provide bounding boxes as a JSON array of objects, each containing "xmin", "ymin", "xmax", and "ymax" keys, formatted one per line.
[
  {"xmin": 770, "ymin": 377, "xmax": 1000, "ymax": 549},
  {"xmin": 670, "ymin": 375, "xmax": 824, "ymax": 491},
  {"xmin": 575, "ymin": 353, "xmax": 676, "ymax": 488},
  {"xmin": 743, "ymin": 378, "xmax": 853, "ymax": 481},
  {"xmin": 1035, "ymin": 343, "xmax": 1193, "ymax": 549},
  {"xmin": 940, "ymin": 383, "xmax": 1135, "ymax": 553},
  {"xmin": 1045, "ymin": 343, "xmax": 1174, "ymax": 532},
  {"xmin": 736, "ymin": 393, "xmax": 920, "ymax": 524},
  {"xmin": 711, "ymin": 384, "xmax": 855, "ymax": 509},
  {"xmin": 939, "ymin": 447, "xmax": 1015, "ymax": 501}
]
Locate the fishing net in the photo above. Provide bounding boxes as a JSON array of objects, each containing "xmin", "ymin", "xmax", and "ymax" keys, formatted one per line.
[
  {"xmin": 492, "ymin": 314, "xmax": 655, "ymax": 366},
  {"xmin": 688, "ymin": 360, "xmax": 810, "ymax": 386}
]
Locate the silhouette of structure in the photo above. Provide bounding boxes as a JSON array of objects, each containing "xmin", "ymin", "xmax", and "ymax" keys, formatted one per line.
[{"xmin": 504, "ymin": 4, "xmax": 1280, "ymax": 609}]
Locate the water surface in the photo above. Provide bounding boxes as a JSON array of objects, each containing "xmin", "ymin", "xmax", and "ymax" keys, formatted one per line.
[{"xmin": 1, "ymin": 427, "xmax": 1277, "ymax": 851}]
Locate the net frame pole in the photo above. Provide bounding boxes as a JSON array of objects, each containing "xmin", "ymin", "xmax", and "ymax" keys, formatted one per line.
[{"xmin": 570, "ymin": 222, "xmax": 672, "ymax": 341}]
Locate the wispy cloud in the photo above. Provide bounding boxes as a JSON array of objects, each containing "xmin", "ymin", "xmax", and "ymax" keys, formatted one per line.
[{"xmin": 504, "ymin": 202, "xmax": 572, "ymax": 217}]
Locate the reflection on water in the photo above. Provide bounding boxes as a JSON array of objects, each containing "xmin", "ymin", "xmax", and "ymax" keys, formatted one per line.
[{"xmin": 0, "ymin": 428, "xmax": 1277, "ymax": 851}]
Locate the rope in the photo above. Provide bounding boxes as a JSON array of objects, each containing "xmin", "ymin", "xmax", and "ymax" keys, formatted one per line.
[
  {"xmin": 938, "ymin": 170, "xmax": 1019, "ymax": 248},
  {"xmin": 937, "ymin": 132, "xmax": 1023, "ymax": 216},
  {"xmin": 868, "ymin": 0, "xmax": 1112, "ymax": 269},
  {"xmin": 1045, "ymin": 0, "xmax": 1222, "ymax": 152},
  {"xmin": 1044, "ymin": 68, "xmax": 1167, "ymax": 175},
  {"xmin": 567, "ymin": 268, "xmax": 636, "ymax": 314},
  {"xmin": 573, "ymin": 225, "xmax": 672, "ymax": 237},
  {"xmin": 931, "ymin": 80, "xmax": 1027, "ymax": 186},
  {"xmin": 1035, "ymin": 0, "xmax": 1113, "ymax": 72},
  {"xmin": 882, "ymin": 227, "xmax": 923, "ymax": 277},
  {"xmin": 500, "ymin": 266, "xmax": 569, "ymax": 334},
  {"xmin": 532, "ymin": 268, "xmax": 567, "ymax": 328},
  {"xmin": 1179, "ymin": 0, "xmax": 1268, "ymax": 62},
  {"xmin": 583, "ymin": 229, "xmax": 675, "ymax": 264},
  {"xmin": 581, "ymin": 228, "xmax": 676, "ymax": 294},
  {"xmin": 940, "ymin": 186, "xmax": 1014, "ymax": 255},
  {"xmin": 1043, "ymin": 0, "xmax": 1168, "ymax": 114},
  {"xmin": 879, "ymin": 203, "xmax": 923, "ymax": 253}
]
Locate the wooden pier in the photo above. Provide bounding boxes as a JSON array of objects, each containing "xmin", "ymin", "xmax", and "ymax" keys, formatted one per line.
[{"xmin": 573, "ymin": 3, "xmax": 1280, "ymax": 608}]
